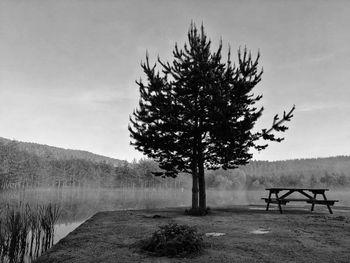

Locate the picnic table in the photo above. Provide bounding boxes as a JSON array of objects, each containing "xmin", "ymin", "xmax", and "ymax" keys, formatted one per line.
[{"xmin": 262, "ymin": 187, "xmax": 338, "ymax": 214}]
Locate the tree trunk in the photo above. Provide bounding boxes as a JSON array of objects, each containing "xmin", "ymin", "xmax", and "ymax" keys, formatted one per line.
[
  {"xmin": 198, "ymin": 156, "xmax": 206, "ymax": 212},
  {"xmin": 192, "ymin": 174, "xmax": 199, "ymax": 210},
  {"xmin": 191, "ymin": 160, "xmax": 199, "ymax": 210}
]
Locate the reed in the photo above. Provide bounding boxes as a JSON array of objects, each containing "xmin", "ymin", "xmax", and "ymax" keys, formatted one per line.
[
  {"xmin": 0, "ymin": 219, "xmax": 7, "ymax": 263},
  {"xmin": 0, "ymin": 203, "xmax": 61, "ymax": 263},
  {"xmin": 39, "ymin": 203, "xmax": 61, "ymax": 251}
]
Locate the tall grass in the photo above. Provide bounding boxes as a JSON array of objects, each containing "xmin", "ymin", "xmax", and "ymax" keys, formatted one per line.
[{"xmin": 0, "ymin": 203, "xmax": 61, "ymax": 263}]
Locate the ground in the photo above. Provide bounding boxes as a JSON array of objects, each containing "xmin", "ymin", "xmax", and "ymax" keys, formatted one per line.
[{"xmin": 35, "ymin": 205, "xmax": 350, "ymax": 263}]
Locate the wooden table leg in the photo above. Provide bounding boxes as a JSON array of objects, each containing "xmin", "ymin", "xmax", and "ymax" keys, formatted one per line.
[
  {"xmin": 275, "ymin": 192, "xmax": 283, "ymax": 214},
  {"xmin": 311, "ymin": 193, "xmax": 317, "ymax": 211},
  {"xmin": 322, "ymin": 192, "xmax": 333, "ymax": 214},
  {"xmin": 266, "ymin": 191, "xmax": 272, "ymax": 211}
]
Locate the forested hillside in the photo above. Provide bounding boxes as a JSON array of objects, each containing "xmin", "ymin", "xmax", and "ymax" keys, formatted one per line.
[
  {"xmin": 0, "ymin": 137, "xmax": 123, "ymax": 166},
  {"xmin": 0, "ymin": 138, "xmax": 175, "ymax": 189},
  {"xmin": 0, "ymin": 137, "xmax": 349, "ymax": 190}
]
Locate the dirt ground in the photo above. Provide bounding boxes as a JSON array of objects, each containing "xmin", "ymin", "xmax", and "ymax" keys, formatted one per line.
[{"xmin": 35, "ymin": 205, "xmax": 350, "ymax": 263}]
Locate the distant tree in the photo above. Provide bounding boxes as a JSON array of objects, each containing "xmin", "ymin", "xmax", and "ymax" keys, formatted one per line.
[
  {"xmin": 114, "ymin": 161, "xmax": 130, "ymax": 181},
  {"xmin": 133, "ymin": 23, "xmax": 296, "ymax": 214},
  {"xmin": 133, "ymin": 158, "xmax": 160, "ymax": 179},
  {"xmin": 337, "ymin": 174, "xmax": 348, "ymax": 186},
  {"xmin": 309, "ymin": 174, "xmax": 318, "ymax": 187}
]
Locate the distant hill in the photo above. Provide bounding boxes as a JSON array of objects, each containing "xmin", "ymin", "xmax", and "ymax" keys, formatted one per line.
[
  {"xmin": 206, "ymin": 156, "xmax": 350, "ymax": 189},
  {"xmin": 0, "ymin": 138, "xmax": 172, "ymax": 188},
  {"xmin": 0, "ymin": 136, "xmax": 349, "ymax": 189},
  {"xmin": 0, "ymin": 137, "xmax": 124, "ymax": 166}
]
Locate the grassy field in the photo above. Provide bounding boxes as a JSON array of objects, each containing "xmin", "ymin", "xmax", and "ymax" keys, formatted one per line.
[{"xmin": 35, "ymin": 206, "xmax": 350, "ymax": 263}]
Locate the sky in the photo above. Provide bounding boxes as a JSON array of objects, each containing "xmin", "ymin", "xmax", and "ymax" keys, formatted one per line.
[{"xmin": 1, "ymin": 0, "xmax": 350, "ymax": 162}]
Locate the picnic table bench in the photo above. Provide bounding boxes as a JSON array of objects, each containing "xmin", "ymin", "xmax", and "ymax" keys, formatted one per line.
[{"xmin": 262, "ymin": 187, "xmax": 338, "ymax": 214}]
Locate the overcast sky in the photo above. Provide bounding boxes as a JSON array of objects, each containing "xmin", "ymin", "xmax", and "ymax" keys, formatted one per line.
[{"xmin": 1, "ymin": 0, "xmax": 350, "ymax": 161}]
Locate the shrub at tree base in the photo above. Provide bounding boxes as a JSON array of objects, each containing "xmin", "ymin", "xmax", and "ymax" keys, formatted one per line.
[{"xmin": 141, "ymin": 223, "xmax": 204, "ymax": 257}]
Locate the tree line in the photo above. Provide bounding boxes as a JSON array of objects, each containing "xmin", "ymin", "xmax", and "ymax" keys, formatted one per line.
[
  {"xmin": 206, "ymin": 157, "xmax": 350, "ymax": 189},
  {"xmin": 1, "ymin": 139, "xmax": 349, "ymax": 191},
  {"xmin": 0, "ymin": 141, "xmax": 181, "ymax": 189}
]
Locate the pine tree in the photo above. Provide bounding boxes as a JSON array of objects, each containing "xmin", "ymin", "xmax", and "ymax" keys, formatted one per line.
[{"xmin": 129, "ymin": 23, "xmax": 295, "ymax": 215}]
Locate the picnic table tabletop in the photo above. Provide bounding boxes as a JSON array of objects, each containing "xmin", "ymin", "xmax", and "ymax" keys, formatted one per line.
[{"xmin": 265, "ymin": 187, "xmax": 329, "ymax": 191}]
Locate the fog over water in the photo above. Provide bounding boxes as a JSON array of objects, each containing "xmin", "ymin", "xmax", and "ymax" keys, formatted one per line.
[
  {"xmin": 2, "ymin": 186, "xmax": 349, "ymax": 226},
  {"xmin": 1, "ymin": 184, "xmax": 349, "ymax": 263}
]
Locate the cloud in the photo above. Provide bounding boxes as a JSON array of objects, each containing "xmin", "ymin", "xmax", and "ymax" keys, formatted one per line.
[
  {"xmin": 77, "ymin": 87, "xmax": 137, "ymax": 106},
  {"xmin": 297, "ymin": 104, "xmax": 349, "ymax": 113}
]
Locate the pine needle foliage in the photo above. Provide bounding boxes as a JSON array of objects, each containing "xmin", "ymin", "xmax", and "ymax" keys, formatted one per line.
[{"xmin": 129, "ymin": 23, "xmax": 295, "ymax": 212}]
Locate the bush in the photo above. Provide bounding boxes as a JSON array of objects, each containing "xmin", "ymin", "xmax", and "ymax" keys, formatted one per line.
[{"xmin": 141, "ymin": 223, "xmax": 204, "ymax": 257}]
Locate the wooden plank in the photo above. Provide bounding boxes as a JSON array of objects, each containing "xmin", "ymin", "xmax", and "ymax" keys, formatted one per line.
[
  {"xmin": 306, "ymin": 200, "xmax": 338, "ymax": 205},
  {"xmin": 275, "ymin": 191, "xmax": 283, "ymax": 213},
  {"xmin": 262, "ymin": 198, "xmax": 310, "ymax": 202},
  {"xmin": 322, "ymin": 192, "xmax": 334, "ymax": 214},
  {"xmin": 266, "ymin": 191, "xmax": 272, "ymax": 211},
  {"xmin": 261, "ymin": 198, "xmax": 287, "ymax": 205},
  {"xmin": 262, "ymin": 198, "xmax": 338, "ymax": 204},
  {"xmin": 310, "ymin": 189, "xmax": 327, "ymax": 194},
  {"xmin": 279, "ymin": 190, "xmax": 294, "ymax": 199},
  {"xmin": 265, "ymin": 187, "xmax": 329, "ymax": 191},
  {"xmin": 265, "ymin": 200, "xmax": 287, "ymax": 205},
  {"xmin": 311, "ymin": 192, "xmax": 317, "ymax": 212},
  {"xmin": 297, "ymin": 190, "xmax": 314, "ymax": 199},
  {"xmin": 280, "ymin": 198, "xmax": 313, "ymax": 202}
]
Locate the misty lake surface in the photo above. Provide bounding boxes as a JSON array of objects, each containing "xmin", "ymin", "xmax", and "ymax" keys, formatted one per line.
[
  {"xmin": 0, "ymin": 186, "xmax": 259, "ymax": 245},
  {"xmin": 1, "ymin": 186, "xmax": 349, "ymax": 246}
]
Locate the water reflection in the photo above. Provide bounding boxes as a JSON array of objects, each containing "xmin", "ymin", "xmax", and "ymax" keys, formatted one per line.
[
  {"xmin": 53, "ymin": 221, "xmax": 85, "ymax": 244},
  {"xmin": 0, "ymin": 204, "xmax": 60, "ymax": 263},
  {"xmin": 0, "ymin": 186, "xmax": 192, "ymax": 262}
]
